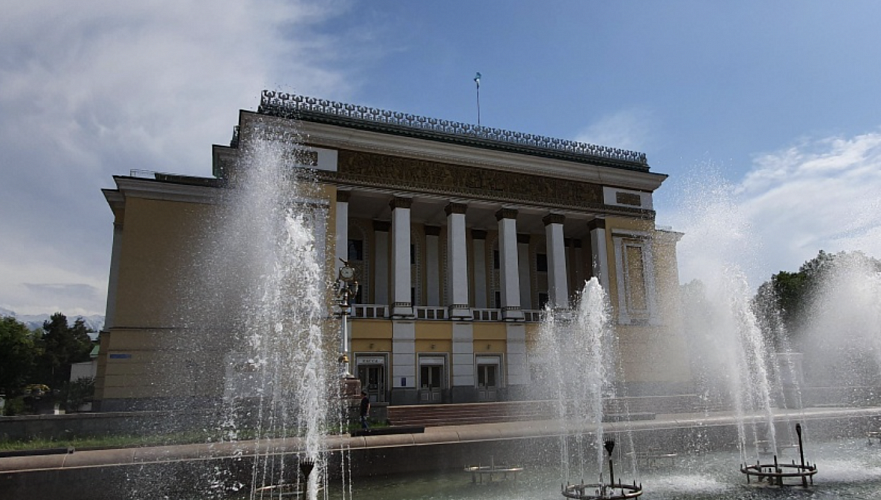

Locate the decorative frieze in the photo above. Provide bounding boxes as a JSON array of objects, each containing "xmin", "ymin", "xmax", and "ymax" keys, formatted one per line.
[
  {"xmin": 615, "ymin": 191, "xmax": 642, "ymax": 206},
  {"xmin": 334, "ymin": 150, "xmax": 614, "ymax": 213}
]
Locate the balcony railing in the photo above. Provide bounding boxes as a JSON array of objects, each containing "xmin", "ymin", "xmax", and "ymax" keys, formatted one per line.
[
  {"xmin": 350, "ymin": 304, "xmax": 545, "ymax": 322},
  {"xmin": 415, "ymin": 306, "xmax": 447, "ymax": 320},
  {"xmin": 352, "ymin": 304, "xmax": 388, "ymax": 319}
]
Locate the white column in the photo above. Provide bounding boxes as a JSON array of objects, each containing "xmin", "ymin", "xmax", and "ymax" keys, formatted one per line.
[
  {"xmin": 334, "ymin": 191, "xmax": 349, "ymax": 278},
  {"xmin": 472, "ymin": 230, "xmax": 487, "ymax": 308},
  {"xmin": 517, "ymin": 234, "xmax": 532, "ymax": 310},
  {"xmin": 446, "ymin": 202, "xmax": 471, "ymax": 319},
  {"xmin": 390, "ymin": 197, "xmax": 413, "ymax": 318},
  {"xmin": 543, "ymin": 213, "xmax": 569, "ymax": 308},
  {"xmin": 373, "ymin": 221, "xmax": 390, "ymax": 306},
  {"xmin": 425, "ymin": 226, "xmax": 441, "ymax": 306},
  {"xmin": 588, "ymin": 218, "xmax": 610, "ymax": 292},
  {"xmin": 496, "ymin": 209, "xmax": 524, "ymax": 321}
]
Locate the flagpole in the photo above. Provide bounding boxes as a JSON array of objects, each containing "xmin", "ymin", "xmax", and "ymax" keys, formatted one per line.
[{"xmin": 474, "ymin": 72, "xmax": 481, "ymax": 127}]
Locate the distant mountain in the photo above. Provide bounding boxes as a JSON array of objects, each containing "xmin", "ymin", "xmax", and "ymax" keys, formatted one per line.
[{"xmin": 0, "ymin": 307, "xmax": 104, "ymax": 340}]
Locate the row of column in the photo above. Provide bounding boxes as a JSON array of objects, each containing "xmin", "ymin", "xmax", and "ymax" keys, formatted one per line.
[{"xmin": 335, "ymin": 192, "xmax": 610, "ymax": 317}]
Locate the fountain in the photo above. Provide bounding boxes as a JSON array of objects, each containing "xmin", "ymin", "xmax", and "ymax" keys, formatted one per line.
[
  {"xmin": 537, "ymin": 278, "xmax": 643, "ymax": 499},
  {"xmin": 200, "ymin": 126, "xmax": 344, "ymax": 500}
]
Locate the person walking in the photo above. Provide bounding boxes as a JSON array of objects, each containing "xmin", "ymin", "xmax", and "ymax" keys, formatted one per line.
[{"xmin": 359, "ymin": 391, "xmax": 370, "ymax": 430}]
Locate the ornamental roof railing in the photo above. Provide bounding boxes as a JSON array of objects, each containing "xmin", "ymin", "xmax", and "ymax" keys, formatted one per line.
[{"xmin": 257, "ymin": 90, "xmax": 649, "ymax": 170}]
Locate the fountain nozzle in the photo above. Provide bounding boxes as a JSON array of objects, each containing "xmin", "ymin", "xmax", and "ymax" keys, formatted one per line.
[{"xmin": 299, "ymin": 459, "xmax": 315, "ymax": 480}]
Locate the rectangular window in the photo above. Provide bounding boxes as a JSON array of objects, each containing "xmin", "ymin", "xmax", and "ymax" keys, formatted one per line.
[
  {"xmin": 347, "ymin": 239, "xmax": 363, "ymax": 261},
  {"xmin": 420, "ymin": 365, "xmax": 442, "ymax": 389},
  {"xmin": 536, "ymin": 253, "xmax": 548, "ymax": 273}
]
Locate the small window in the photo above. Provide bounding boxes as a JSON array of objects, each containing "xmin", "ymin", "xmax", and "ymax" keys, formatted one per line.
[
  {"xmin": 536, "ymin": 253, "xmax": 548, "ymax": 273},
  {"xmin": 347, "ymin": 239, "xmax": 363, "ymax": 261}
]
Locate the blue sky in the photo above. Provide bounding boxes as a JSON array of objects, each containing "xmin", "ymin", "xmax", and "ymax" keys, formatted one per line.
[{"xmin": 2, "ymin": 1, "xmax": 880, "ymax": 316}]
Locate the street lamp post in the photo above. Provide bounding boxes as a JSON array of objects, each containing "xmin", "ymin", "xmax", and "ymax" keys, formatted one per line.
[{"xmin": 336, "ymin": 259, "xmax": 359, "ymax": 382}]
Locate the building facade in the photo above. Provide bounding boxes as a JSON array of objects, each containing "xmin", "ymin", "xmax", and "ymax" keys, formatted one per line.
[{"xmin": 95, "ymin": 92, "xmax": 690, "ymax": 410}]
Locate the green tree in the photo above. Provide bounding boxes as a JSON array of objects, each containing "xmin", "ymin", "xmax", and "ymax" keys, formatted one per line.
[
  {"xmin": 34, "ymin": 313, "xmax": 94, "ymax": 389},
  {"xmin": 754, "ymin": 250, "xmax": 881, "ymax": 349},
  {"xmin": 0, "ymin": 316, "xmax": 41, "ymax": 398}
]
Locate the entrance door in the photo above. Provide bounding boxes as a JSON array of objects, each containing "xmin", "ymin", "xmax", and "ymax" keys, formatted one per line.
[
  {"xmin": 477, "ymin": 364, "xmax": 498, "ymax": 401},
  {"xmin": 419, "ymin": 364, "xmax": 443, "ymax": 402},
  {"xmin": 357, "ymin": 364, "xmax": 385, "ymax": 403}
]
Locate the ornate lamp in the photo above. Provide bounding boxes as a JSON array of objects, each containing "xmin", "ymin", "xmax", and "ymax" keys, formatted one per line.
[{"xmin": 336, "ymin": 258, "xmax": 359, "ymax": 381}]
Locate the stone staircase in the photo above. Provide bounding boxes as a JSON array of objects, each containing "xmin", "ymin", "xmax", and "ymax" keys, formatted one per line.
[
  {"xmin": 387, "ymin": 395, "xmax": 703, "ymax": 428},
  {"xmin": 387, "ymin": 401, "xmax": 552, "ymax": 427}
]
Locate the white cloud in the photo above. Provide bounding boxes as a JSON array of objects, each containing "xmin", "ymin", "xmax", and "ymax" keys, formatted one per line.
[
  {"xmin": 574, "ymin": 108, "xmax": 655, "ymax": 152},
  {"xmin": 0, "ymin": 0, "xmax": 356, "ymax": 316},
  {"xmin": 670, "ymin": 131, "xmax": 881, "ymax": 289}
]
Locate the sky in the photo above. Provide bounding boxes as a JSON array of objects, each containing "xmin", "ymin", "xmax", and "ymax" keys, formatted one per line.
[{"xmin": 2, "ymin": 1, "xmax": 880, "ymax": 317}]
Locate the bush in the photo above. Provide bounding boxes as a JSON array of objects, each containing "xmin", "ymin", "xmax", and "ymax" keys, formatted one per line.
[
  {"xmin": 2, "ymin": 396, "xmax": 27, "ymax": 416},
  {"xmin": 59, "ymin": 378, "xmax": 95, "ymax": 412}
]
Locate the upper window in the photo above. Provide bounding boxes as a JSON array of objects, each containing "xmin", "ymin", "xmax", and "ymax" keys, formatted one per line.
[
  {"xmin": 347, "ymin": 239, "xmax": 363, "ymax": 261},
  {"xmin": 536, "ymin": 253, "xmax": 548, "ymax": 273}
]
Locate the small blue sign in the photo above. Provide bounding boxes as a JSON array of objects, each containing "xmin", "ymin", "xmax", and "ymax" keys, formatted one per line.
[{"xmin": 109, "ymin": 353, "xmax": 132, "ymax": 359}]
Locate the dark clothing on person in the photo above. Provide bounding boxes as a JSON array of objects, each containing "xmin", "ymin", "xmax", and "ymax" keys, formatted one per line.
[{"xmin": 359, "ymin": 395, "xmax": 370, "ymax": 429}]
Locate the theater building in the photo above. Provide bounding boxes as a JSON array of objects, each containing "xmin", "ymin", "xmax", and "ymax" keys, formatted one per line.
[{"xmin": 95, "ymin": 92, "xmax": 690, "ymax": 410}]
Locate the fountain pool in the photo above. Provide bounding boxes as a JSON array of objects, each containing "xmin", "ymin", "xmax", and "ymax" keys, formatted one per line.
[{"xmin": 309, "ymin": 438, "xmax": 881, "ymax": 500}]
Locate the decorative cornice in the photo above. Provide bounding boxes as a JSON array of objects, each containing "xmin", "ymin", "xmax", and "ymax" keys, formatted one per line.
[
  {"xmin": 445, "ymin": 202, "xmax": 468, "ymax": 216},
  {"xmin": 542, "ymin": 213, "xmax": 566, "ymax": 226},
  {"xmin": 389, "ymin": 196, "xmax": 412, "ymax": 210},
  {"xmin": 258, "ymin": 91, "xmax": 649, "ymax": 171},
  {"xmin": 495, "ymin": 208, "xmax": 518, "ymax": 221}
]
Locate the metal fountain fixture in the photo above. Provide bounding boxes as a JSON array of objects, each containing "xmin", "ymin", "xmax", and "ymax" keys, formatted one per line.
[
  {"xmin": 561, "ymin": 440, "xmax": 643, "ymax": 500},
  {"xmin": 463, "ymin": 455, "xmax": 524, "ymax": 484},
  {"xmin": 254, "ymin": 457, "xmax": 318, "ymax": 497},
  {"xmin": 740, "ymin": 423, "xmax": 817, "ymax": 488}
]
